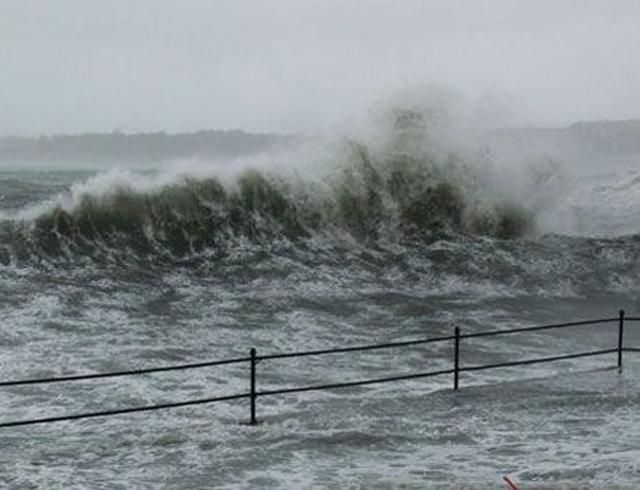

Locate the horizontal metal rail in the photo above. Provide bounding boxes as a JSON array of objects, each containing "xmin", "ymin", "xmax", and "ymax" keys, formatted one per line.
[
  {"xmin": 461, "ymin": 318, "xmax": 617, "ymax": 339},
  {"xmin": 259, "ymin": 335, "xmax": 455, "ymax": 361},
  {"xmin": 0, "ymin": 369, "xmax": 456, "ymax": 428},
  {"xmin": 0, "ymin": 356, "xmax": 251, "ymax": 388},
  {"xmin": 258, "ymin": 368, "xmax": 456, "ymax": 397},
  {"xmin": 0, "ymin": 392, "xmax": 249, "ymax": 428},
  {"xmin": 460, "ymin": 349, "xmax": 618, "ymax": 373}
]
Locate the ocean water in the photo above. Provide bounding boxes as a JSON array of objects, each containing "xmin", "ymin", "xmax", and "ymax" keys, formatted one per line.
[{"xmin": 1, "ymin": 135, "xmax": 640, "ymax": 488}]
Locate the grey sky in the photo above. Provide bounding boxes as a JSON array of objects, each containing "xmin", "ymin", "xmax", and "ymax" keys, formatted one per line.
[{"xmin": 1, "ymin": 0, "xmax": 639, "ymax": 135}]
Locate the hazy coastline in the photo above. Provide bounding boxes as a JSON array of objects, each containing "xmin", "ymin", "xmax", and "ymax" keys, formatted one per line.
[{"xmin": 2, "ymin": 119, "xmax": 640, "ymax": 165}]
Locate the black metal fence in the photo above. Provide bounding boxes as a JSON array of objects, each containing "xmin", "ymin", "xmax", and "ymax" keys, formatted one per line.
[{"xmin": 1, "ymin": 310, "xmax": 638, "ymax": 429}]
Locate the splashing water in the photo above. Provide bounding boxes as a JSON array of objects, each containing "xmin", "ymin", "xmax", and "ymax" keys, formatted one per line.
[{"xmin": 0, "ymin": 107, "xmax": 568, "ymax": 265}]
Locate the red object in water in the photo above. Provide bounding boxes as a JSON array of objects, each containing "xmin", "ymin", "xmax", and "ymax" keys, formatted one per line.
[{"xmin": 503, "ymin": 475, "xmax": 519, "ymax": 490}]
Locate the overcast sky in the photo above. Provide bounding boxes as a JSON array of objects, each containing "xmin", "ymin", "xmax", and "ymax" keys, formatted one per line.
[{"xmin": 1, "ymin": 0, "xmax": 639, "ymax": 135}]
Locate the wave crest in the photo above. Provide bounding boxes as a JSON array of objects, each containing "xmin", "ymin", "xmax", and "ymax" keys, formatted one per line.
[{"xmin": 1, "ymin": 110, "xmax": 561, "ymax": 264}]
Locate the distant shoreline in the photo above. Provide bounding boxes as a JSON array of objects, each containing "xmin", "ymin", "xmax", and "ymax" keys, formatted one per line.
[
  {"xmin": 1, "ymin": 120, "xmax": 639, "ymax": 164},
  {"xmin": 0, "ymin": 129, "xmax": 298, "ymax": 164}
]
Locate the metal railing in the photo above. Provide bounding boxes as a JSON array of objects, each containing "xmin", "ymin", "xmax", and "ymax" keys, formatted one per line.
[{"xmin": 0, "ymin": 310, "xmax": 638, "ymax": 428}]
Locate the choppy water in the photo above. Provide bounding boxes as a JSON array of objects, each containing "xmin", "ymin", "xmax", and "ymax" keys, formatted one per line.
[{"xmin": 1, "ymin": 140, "xmax": 640, "ymax": 488}]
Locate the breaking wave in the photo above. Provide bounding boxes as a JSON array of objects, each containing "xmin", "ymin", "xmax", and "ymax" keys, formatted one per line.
[{"xmin": 0, "ymin": 110, "xmax": 565, "ymax": 265}]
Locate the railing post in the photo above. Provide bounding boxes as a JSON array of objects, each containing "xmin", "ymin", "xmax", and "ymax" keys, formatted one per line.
[
  {"xmin": 454, "ymin": 327, "xmax": 460, "ymax": 390},
  {"xmin": 250, "ymin": 348, "xmax": 257, "ymax": 425},
  {"xmin": 618, "ymin": 310, "xmax": 625, "ymax": 372}
]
